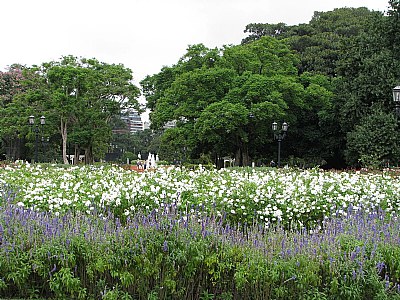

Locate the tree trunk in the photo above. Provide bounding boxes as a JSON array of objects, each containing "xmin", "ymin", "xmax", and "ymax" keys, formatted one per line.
[
  {"xmin": 242, "ymin": 144, "xmax": 250, "ymax": 167},
  {"xmin": 235, "ymin": 142, "xmax": 250, "ymax": 167},
  {"xmin": 214, "ymin": 152, "xmax": 223, "ymax": 169},
  {"xmin": 235, "ymin": 148, "xmax": 242, "ymax": 166},
  {"xmin": 74, "ymin": 145, "xmax": 81, "ymax": 165},
  {"xmin": 61, "ymin": 118, "xmax": 69, "ymax": 164},
  {"xmin": 84, "ymin": 145, "xmax": 94, "ymax": 164}
]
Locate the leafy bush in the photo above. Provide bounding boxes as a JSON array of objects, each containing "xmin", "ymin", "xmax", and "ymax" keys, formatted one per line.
[{"xmin": 1, "ymin": 196, "xmax": 400, "ymax": 299}]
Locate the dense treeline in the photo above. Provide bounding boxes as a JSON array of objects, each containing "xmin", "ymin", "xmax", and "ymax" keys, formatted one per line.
[
  {"xmin": 1, "ymin": 1, "xmax": 400, "ymax": 168},
  {"xmin": 143, "ymin": 2, "xmax": 400, "ymax": 169}
]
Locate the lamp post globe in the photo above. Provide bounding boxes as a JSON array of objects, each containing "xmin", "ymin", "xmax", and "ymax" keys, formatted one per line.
[
  {"xmin": 272, "ymin": 121, "xmax": 278, "ymax": 132},
  {"xmin": 282, "ymin": 122, "xmax": 288, "ymax": 132}
]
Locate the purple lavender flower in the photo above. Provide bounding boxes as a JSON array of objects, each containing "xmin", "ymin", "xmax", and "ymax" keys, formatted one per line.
[
  {"xmin": 163, "ymin": 240, "xmax": 168, "ymax": 252},
  {"xmin": 377, "ymin": 262, "xmax": 385, "ymax": 274}
]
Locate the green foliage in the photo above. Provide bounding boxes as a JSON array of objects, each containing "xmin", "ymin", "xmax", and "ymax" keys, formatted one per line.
[
  {"xmin": 242, "ymin": 22, "xmax": 291, "ymax": 44},
  {"xmin": 0, "ymin": 56, "xmax": 140, "ymax": 164},
  {"xmin": 239, "ymin": 7, "xmax": 396, "ymax": 168},
  {"xmin": 345, "ymin": 107, "xmax": 400, "ymax": 167},
  {"xmin": 330, "ymin": 5, "xmax": 400, "ymax": 166},
  {"xmin": 0, "ymin": 65, "xmax": 34, "ymax": 161},
  {"xmin": 144, "ymin": 36, "xmax": 332, "ymax": 167},
  {"xmin": 43, "ymin": 56, "xmax": 140, "ymax": 164},
  {"xmin": 195, "ymin": 100, "xmax": 249, "ymax": 144},
  {"xmin": 2, "ymin": 211, "xmax": 399, "ymax": 300},
  {"xmin": 49, "ymin": 267, "xmax": 86, "ymax": 299}
]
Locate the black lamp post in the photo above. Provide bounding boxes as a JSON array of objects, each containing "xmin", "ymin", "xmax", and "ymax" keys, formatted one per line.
[
  {"xmin": 29, "ymin": 115, "xmax": 45, "ymax": 163},
  {"xmin": 272, "ymin": 121, "xmax": 288, "ymax": 167},
  {"xmin": 41, "ymin": 136, "xmax": 50, "ymax": 162},
  {"xmin": 393, "ymin": 86, "xmax": 400, "ymax": 117}
]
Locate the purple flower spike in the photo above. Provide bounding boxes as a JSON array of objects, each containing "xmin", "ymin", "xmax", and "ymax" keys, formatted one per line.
[{"xmin": 163, "ymin": 240, "xmax": 168, "ymax": 252}]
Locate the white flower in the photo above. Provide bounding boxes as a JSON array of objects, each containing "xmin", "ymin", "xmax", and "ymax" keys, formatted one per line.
[{"xmin": 273, "ymin": 209, "xmax": 283, "ymax": 219}]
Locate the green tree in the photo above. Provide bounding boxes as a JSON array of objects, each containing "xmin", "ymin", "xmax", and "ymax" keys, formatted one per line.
[
  {"xmin": 286, "ymin": 72, "xmax": 336, "ymax": 166},
  {"xmin": 242, "ymin": 22, "xmax": 291, "ymax": 44},
  {"xmin": 195, "ymin": 100, "xmax": 250, "ymax": 165},
  {"xmin": 0, "ymin": 65, "xmax": 53, "ymax": 162},
  {"xmin": 243, "ymin": 8, "xmax": 381, "ymax": 77},
  {"xmin": 346, "ymin": 107, "xmax": 400, "ymax": 167},
  {"xmin": 143, "ymin": 37, "xmax": 332, "ymax": 166},
  {"xmin": 291, "ymin": 8, "xmax": 379, "ymax": 76},
  {"xmin": 42, "ymin": 56, "xmax": 140, "ymax": 164},
  {"xmin": 141, "ymin": 66, "xmax": 178, "ymax": 111},
  {"xmin": 158, "ymin": 124, "xmax": 196, "ymax": 164},
  {"xmin": 240, "ymin": 7, "xmax": 385, "ymax": 167},
  {"xmin": 331, "ymin": 2, "xmax": 400, "ymax": 167},
  {"xmin": 44, "ymin": 58, "xmax": 86, "ymax": 163},
  {"xmin": 0, "ymin": 65, "xmax": 26, "ymax": 160},
  {"xmin": 0, "ymin": 56, "xmax": 141, "ymax": 164}
]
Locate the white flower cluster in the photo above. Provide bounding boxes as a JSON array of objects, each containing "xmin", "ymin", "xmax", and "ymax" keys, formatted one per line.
[{"xmin": 1, "ymin": 163, "xmax": 399, "ymax": 224}]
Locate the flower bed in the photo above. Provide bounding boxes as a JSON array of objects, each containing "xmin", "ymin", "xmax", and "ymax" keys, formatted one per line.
[
  {"xmin": 0, "ymin": 199, "xmax": 400, "ymax": 299},
  {"xmin": 1, "ymin": 162, "xmax": 400, "ymax": 227},
  {"xmin": 1, "ymin": 163, "xmax": 400, "ymax": 299}
]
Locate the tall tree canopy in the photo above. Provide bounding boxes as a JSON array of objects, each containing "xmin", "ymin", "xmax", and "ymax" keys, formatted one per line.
[
  {"xmin": 44, "ymin": 56, "xmax": 141, "ymax": 163},
  {"xmin": 333, "ymin": 2, "xmax": 400, "ymax": 166},
  {"xmin": 240, "ymin": 4, "xmax": 400, "ymax": 167},
  {"xmin": 242, "ymin": 7, "xmax": 382, "ymax": 77},
  {"xmin": 0, "ymin": 56, "xmax": 140, "ymax": 163},
  {"xmin": 142, "ymin": 37, "xmax": 333, "ymax": 166}
]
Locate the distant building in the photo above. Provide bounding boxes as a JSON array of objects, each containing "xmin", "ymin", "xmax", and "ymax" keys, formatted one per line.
[
  {"xmin": 113, "ymin": 110, "xmax": 146, "ymax": 134},
  {"xmin": 125, "ymin": 110, "xmax": 144, "ymax": 133},
  {"xmin": 113, "ymin": 111, "xmax": 182, "ymax": 134}
]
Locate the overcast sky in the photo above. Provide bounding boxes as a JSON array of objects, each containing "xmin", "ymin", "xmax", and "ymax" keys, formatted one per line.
[{"xmin": 2, "ymin": 0, "xmax": 390, "ymax": 85}]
